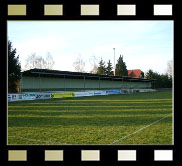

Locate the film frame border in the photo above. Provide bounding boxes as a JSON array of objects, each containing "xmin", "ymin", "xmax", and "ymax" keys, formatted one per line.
[{"xmin": 0, "ymin": 0, "xmax": 178, "ymax": 165}]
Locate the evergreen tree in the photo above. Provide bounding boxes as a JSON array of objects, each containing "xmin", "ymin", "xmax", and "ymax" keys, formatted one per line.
[
  {"xmin": 145, "ymin": 69, "xmax": 158, "ymax": 79},
  {"xmin": 106, "ymin": 59, "xmax": 113, "ymax": 75},
  {"xmin": 8, "ymin": 40, "xmax": 21, "ymax": 92},
  {"xmin": 115, "ymin": 55, "xmax": 128, "ymax": 77},
  {"xmin": 97, "ymin": 58, "xmax": 106, "ymax": 75},
  {"xmin": 145, "ymin": 69, "xmax": 172, "ymax": 88}
]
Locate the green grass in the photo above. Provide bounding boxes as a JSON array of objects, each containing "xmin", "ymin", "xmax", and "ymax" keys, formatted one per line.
[{"xmin": 8, "ymin": 90, "xmax": 173, "ymax": 145}]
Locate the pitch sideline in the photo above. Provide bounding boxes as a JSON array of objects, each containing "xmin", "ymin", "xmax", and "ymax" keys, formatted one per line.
[{"xmin": 111, "ymin": 114, "xmax": 171, "ymax": 144}]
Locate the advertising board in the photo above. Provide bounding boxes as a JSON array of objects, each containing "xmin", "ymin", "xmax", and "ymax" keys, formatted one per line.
[
  {"xmin": 8, "ymin": 94, "xmax": 11, "ymax": 101},
  {"xmin": 75, "ymin": 91, "xmax": 107, "ymax": 97},
  {"xmin": 106, "ymin": 90, "xmax": 121, "ymax": 95},
  {"xmin": 93, "ymin": 91, "xmax": 107, "ymax": 96},
  {"xmin": 74, "ymin": 91, "xmax": 94, "ymax": 97},
  {"xmin": 22, "ymin": 93, "xmax": 36, "ymax": 100},
  {"xmin": 35, "ymin": 93, "xmax": 50, "ymax": 100},
  {"xmin": 51, "ymin": 92, "xmax": 75, "ymax": 98},
  {"xmin": 8, "ymin": 94, "xmax": 23, "ymax": 101}
]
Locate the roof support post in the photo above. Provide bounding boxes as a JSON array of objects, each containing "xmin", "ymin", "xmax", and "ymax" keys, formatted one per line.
[
  {"xmin": 83, "ymin": 75, "xmax": 86, "ymax": 91},
  {"xmin": 99, "ymin": 76, "xmax": 100, "ymax": 90},
  {"xmin": 64, "ymin": 75, "xmax": 66, "ymax": 92},
  {"xmin": 112, "ymin": 78, "xmax": 113, "ymax": 90},
  {"xmin": 39, "ymin": 73, "xmax": 41, "ymax": 92},
  {"xmin": 129, "ymin": 79, "xmax": 130, "ymax": 89},
  {"xmin": 20, "ymin": 73, "xmax": 23, "ymax": 92}
]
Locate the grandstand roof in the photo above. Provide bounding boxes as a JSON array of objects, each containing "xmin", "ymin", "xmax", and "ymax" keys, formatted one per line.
[{"xmin": 22, "ymin": 68, "xmax": 155, "ymax": 82}]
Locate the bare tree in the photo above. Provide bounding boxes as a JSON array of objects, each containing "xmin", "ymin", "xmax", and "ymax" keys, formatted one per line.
[
  {"xmin": 35, "ymin": 56, "xmax": 47, "ymax": 69},
  {"xmin": 167, "ymin": 59, "xmax": 173, "ymax": 78},
  {"xmin": 45, "ymin": 52, "xmax": 55, "ymax": 69},
  {"xmin": 73, "ymin": 55, "xmax": 85, "ymax": 72},
  {"xmin": 24, "ymin": 53, "xmax": 38, "ymax": 70},
  {"xmin": 89, "ymin": 55, "xmax": 98, "ymax": 74},
  {"xmin": 24, "ymin": 52, "xmax": 55, "ymax": 70}
]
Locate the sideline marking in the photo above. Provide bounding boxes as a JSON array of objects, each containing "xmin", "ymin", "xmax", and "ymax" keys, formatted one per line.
[{"xmin": 111, "ymin": 114, "xmax": 171, "ymax": 144}]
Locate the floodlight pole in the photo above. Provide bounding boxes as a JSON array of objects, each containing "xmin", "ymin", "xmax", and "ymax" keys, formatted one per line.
[{"xmin": 113, "ymin": 48, "xmax": 115, "ymax": 76}]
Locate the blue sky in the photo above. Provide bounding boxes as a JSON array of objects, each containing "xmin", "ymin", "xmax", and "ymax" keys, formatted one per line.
[{"xmin": 8, "ymin": 21, "xmax": 173, "ymax": 74}]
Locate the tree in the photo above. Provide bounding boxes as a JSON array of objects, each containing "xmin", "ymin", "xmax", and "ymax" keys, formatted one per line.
[
  {"xmin": 145, "ymin": 69, "xmax": 158, "ymax": 79},
  {"xmin": 73, "ymin": 55, "xmax": 85, "ymax": 72},
  {"xmin": 160, "ymin": 74, "xmax": 172, "ymax": 88},
  {"xmin": 106, "ymin": 59, "xmax": 113, "ymax": 75},
  {"xmin": 8, "ymin": 40, "xmax": 21, "ymax": 92},
  {"xmin": 115, "ymin": 55, "xmax": 128, "ymax": 77},
  {"xmin": 167, "ymin": 60, "xmax": 173, "ymax": 78},
  {"xmin": 45, "ymin": 52, "xmax": 55, "ymax": 69},
  {"xmin": 24, "ymin": 53, "xmax": 41, "ymax": 70},
  {"xmin": 24, "ymin": 52, "xmax": 55, "ymax": 70},
  {"xmin": 89, "ymin": 56, "xmax": 98, "ymax": 74},
  {"xmin": 97, "ymin": 58, "xmax": 106, "ymax": 75},
  {"xmin": 145, "ymin": 69, "xmax": 172, "ymax": 88},
  {"xmin": 35, "ymin": 56, "xmax": 46, "ymax": 69},
  {"xmin": 145, "ymin": 69, "xmax": 160, "ymax": 88}
]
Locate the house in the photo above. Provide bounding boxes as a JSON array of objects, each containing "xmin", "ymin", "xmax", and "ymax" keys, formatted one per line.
[{"xmin": 128, "ymin": 69, "xmax": 144, "ymax": 78}]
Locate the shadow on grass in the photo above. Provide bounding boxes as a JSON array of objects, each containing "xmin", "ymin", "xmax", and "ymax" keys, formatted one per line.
[
  {"xmin": 8, "ymin": 109, "xmax": 172, "ymax": 116},
  {"xmin": 8, "ymin": 115, "xmax": 172, "ymax": 127}
]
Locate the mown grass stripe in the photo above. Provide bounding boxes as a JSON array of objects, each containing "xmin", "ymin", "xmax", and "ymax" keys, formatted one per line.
[
  {"xmin": 8, "ymin": 99, "xmax": 172, "ymax": 105},
  {"xmin": 46, "ymin": 99, "xmax": 172, "ymax": 102},
  {"xmin": 9, "ymin": 136, "xmax": 65, "ymax": 145},
  {"xmin": 8, "ymin": 108, "xmax": 171, "ymax": 112},
  {"xmin": 8, "ymin": 114, "xmax": 171, "ymax": 119},
  {"xmin": 26, "ymin": 101, "xmax": 171, "ymax": 104},
  {"xmin": 9, "ymin": 105, "xmax": 172, "ymax": 108}
]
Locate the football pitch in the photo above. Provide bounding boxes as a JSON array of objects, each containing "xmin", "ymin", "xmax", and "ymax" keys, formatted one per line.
[{"xmin": 8, "ymin": 90, "xmax": 173, "ymax": 145}]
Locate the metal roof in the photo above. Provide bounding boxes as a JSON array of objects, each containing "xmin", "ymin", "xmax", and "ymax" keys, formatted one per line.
[{"xmin": 22, "ymin": 68, "xmax": 154, "ymax": 82}]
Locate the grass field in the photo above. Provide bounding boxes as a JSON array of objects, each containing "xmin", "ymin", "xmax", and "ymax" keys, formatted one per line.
[{"xmin": 8, "ymin": 90, "xmax": 173, "ymax": 145}]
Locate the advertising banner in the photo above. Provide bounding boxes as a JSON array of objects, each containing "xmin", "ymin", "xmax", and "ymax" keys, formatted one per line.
[
  {"xmin": 51, "ymin": 92, "xmax": 75, "ymax": 98},
  {"xmin": 93, "ymin": 91, "xmax": 107, "ymax": 96},
  {"xmin": 75, "ymin": 91, "xmax": 94, "ymax": 97},
  {"xmin": 17, "ymin": 94, "xmax": 23, "ymax": 100},
  {"xmin": 22, "ymin": 93, "xmax": 36, "ymax": 100},
  {"xmin": 106, "ymin": 90, "xmax": 121, "ymax": 95},
  {"xmin": 35, "ymin": 93, "xmax": 50, "ymax": 100},
  {"xmin": 75, "ymin": 91, "xmax": 107, "ymax": 97},
  {"xmin": 9, "ymin": 94, "xmax": 23, "ymax": 101},
  {"xmin": 8, "ymin": 94, "xmax": 11, "ymax": 101},
  {"xmin": 11, "ymin": 94, "xmax": 17, "ymax": 101},
  {"xmin": 9, "ymin": 93, "xmax": 47, "ymax": 101},
  {"xmin": 120, "ymin": 90, "xmax": 129, "ymax": 94}
]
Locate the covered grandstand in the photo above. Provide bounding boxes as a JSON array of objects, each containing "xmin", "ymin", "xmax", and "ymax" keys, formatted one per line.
[{"xmin": 20, "ymin": 69, "xmax": 155, "ymax": 92}]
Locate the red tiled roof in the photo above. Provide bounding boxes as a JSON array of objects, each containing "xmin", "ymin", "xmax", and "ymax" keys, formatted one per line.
[{"xmin": 128, "ymin": 69, "xmax": 143, "ymax": 78}]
